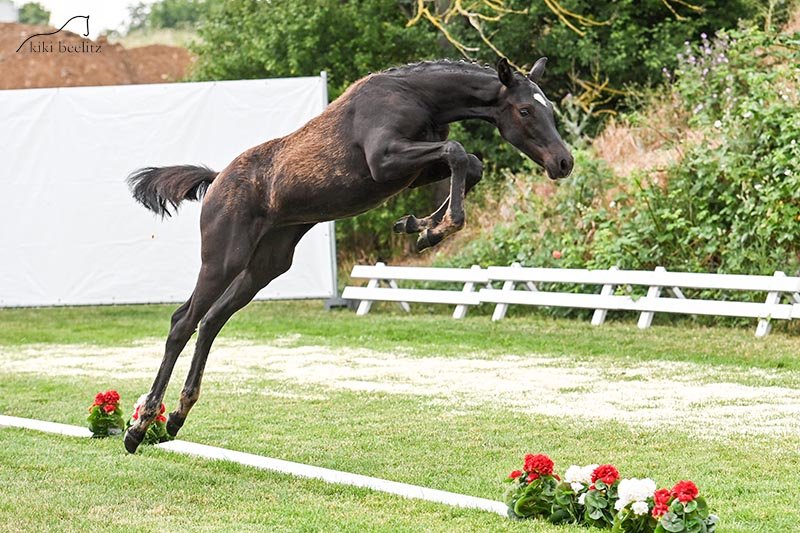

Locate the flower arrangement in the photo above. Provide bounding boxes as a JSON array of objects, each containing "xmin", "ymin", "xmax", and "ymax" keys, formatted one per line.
[
  {"xmin": 86, "ymin": 390, "xmax": 124, "ymax": 437},
  {"xmin": 126, "ymin": 394, "xmax": 170, "ymax": 445},
  {"xmin": 505, "ymin": 454, "xmax": 718, "ymax": 532}
]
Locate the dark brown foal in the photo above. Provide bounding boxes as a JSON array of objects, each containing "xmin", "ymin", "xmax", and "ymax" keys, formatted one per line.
[{"xmin": 124, "ymin": 57, "xmax": 573, "ymax": 453}]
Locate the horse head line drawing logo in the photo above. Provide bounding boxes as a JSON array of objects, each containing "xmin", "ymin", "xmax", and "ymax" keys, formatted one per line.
[{"xmin": 16, "ymin": 15, "xmax": 90, "ymax": 53}]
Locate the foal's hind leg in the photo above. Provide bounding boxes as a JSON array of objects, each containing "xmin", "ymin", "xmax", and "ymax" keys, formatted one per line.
[
  {"xmin": 124, "ymin": 212, "xmax": 262, "ymax": 453},
  {"xmin": 166, "ymin": 224, "xmax": 314, "ymax": 438}
]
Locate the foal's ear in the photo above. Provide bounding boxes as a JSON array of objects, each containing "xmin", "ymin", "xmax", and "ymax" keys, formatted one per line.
[
  {"xmin": 497, "ymin": 57, "xmax": 516, "ymax": 87},
  {"xmin": 528, "ymin": 57, "xmax": 547, "ymax": 83}
]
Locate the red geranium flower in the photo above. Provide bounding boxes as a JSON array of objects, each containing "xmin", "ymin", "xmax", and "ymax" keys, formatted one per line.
[
  {"xmin": 103, "ymin": 390, "xmax": 120, "ymax": 404},
  {"xmin": 160, "ymin": 403, "xmax": 166, "ymax": 414},
  {"xmin": 652, "ymin": 504, "xmax": 669, "ymax": 518},
  {"xmin": 156, "ymin": 415, "xmax": 167, "ymax": 423},
  {"xmin": 654, "ymin": 488, "xmax": 671, "ymax": 506},
  {"xmin": 509, "ymin": 470, "xmax": 523, "ymax": 479},
  {"xmin": 652, "ymin": 488, "xmax": 671, "ymax": 518},
  {"xmin": 671, "ymin": 480, "xmax": 699, "ymax": 503},
  {"xmin": 527, "ymin": 473, "xmax": 539, "ymax": 482},
  {"xmin": 132, "ymin": 406, "xmax": 140, "ymax": 420},
  {"xmin": 591, "ymin": 464, "xmax": 620, "ymax": 486},
  {"xmin": 523, "ymin": 454, "xmax": 554, "ymax": 477},
  {"xmin": 94, "ymin": 392, "xmax": 105, "ymax": 406},
  {"xmin": 103, "ymin": 404, "xmax": 116, "ymax": 413}
]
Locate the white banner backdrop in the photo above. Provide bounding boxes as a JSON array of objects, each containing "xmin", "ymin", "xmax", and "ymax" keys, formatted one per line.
[{"xmin": 0, "ymin": 77, "xmax": 337, "ymax": 307}]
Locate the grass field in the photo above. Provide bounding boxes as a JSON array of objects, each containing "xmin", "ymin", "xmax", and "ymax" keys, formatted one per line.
[{"xmin": 1, "ymin": 301, "xmax": 799, "ymax": 532}]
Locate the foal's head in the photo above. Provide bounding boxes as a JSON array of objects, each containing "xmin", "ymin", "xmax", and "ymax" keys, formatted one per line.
[{"xmin": 495, "ymin": 58, "xmax": 573, "ymax": 180}]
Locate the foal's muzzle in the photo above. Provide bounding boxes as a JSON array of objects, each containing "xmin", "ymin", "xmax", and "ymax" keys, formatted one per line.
[{"xmin": 545, "ymin": 151, "xmax": 574, "ymax": 180}]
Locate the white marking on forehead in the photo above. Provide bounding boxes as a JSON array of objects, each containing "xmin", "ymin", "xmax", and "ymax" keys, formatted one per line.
[{"xmin": 533, "ymin": 92, "xmax": 548, "ymax": 108}]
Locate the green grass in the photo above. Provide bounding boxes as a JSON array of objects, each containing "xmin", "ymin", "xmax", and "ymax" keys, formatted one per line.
[
  {"xmin": 1, "ymin": 374, "xmax": 798, "ymax": 532},
  {"xmin": 1, "ymin": 301, "xmax": 799, "ymax": 531}
]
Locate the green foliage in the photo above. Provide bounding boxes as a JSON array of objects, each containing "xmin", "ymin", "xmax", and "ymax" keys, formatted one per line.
[
  {"xmin": 613, "ymin": 508, "xmax": 659, "ymax": 533},
  {"xmin": 654, "ymin": 498, "xmax": 718, "ymax": 533},
  {"xmin": 127, "ymin": 0, "xmax": 217, "ymax": 31},
  {"xmin": 445, "ymin": 27, "xmax": 800, "ymax": 294},
  {"xmin": 184, "ymin": 1, "xmax": 790, "ymax": 263},
  {"xmin": 591, "ymin": 28, "xmax": 800, "ymax": 274},
  {"xmin": 191, "ymin": 0, "xmax": 440, "ymax": 98},
  {"xmin": 17, "ymin": 2, "xmax": 49, "ymax": 25},
  {"xmin": 583, "ymin": 480, "xmax": 619, "ymax": 528},
  {"xmin": 450, "ymin": 0, "xmax": 763, "ymax": 103},
  {"xmin": 86, "ymin": 407, "xmax": 124, "ymax": 438},
  {"xmin": 506, "ymin": 474, "xmax": 576, "ymax": 522}
]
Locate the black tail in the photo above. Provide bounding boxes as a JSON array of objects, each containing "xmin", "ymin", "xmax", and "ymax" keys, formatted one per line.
[{"xmin": 127, "ymin": 165, "xmax": 218, "ymax": 217}]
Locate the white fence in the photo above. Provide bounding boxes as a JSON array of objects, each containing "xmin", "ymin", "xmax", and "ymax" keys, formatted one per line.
[
  {"xmin": 0, "ymin": 76, "xmax": 337, "ymax": 306},
  {"xmin": 341, "ymin": 263, "xmax": 800, "ymax": 337}
]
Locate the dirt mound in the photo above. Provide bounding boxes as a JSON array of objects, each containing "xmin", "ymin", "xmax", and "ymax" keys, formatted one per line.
[
  {"xmin": 784, "ymin": 7, "xmax": 800, "ymax": 34},
  {"xmin": 0, "ymin": 22, "xmax": 193, "ymax": 90}
]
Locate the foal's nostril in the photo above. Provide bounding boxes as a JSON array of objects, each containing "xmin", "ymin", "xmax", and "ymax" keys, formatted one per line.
[{"xmin": 559, "ymin": 158, "xmax": 571, "ymax": 173}]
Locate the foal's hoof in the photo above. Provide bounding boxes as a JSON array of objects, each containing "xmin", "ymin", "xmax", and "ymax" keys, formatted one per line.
[
  {"xmin": 393, "ymin": 214, "xmax": 419, "ymax": 234},
  {"xmin": 124, "ymin": 428, "xmax": 144, "ymax": 454},
  {"xmin": 166, "ymin": 412, "xmax": 185, "ymax": 438},
  {"xmin": 415, "ymin": 229, "xmax": 442, "ymax": 253}
]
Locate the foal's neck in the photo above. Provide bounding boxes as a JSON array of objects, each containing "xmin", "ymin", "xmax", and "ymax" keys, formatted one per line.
[{"xmin": 421, "ymin": 69, "xmax": 502, "ymax": 125}]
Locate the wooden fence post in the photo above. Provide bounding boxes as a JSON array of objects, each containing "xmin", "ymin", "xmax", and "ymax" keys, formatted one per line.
[
  {"xmin": 453, "ymin": 265, "xmax": 481, "ymax": 319},
  {"xmin": 755, "ymin": 271, "xmax": 785, "ymax": 337},
  {"xmin": 591, "ymin": 266, "xmax": 619, "ymax": 326},
  {"xmin": 491, "ymin": 262, "xmax": 520, "ymax": 321},
  {"xmin": 638, "ymin": 266, "xmax": 666, "ymax": 329}
]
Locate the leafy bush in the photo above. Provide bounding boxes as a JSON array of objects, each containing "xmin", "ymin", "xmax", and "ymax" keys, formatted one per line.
[
  {"xmin": 448, "ymin": 0, "xmax": 765, "ymax": 105},
  {"xmin": 444, "ymin": 27, "xmax": 800, "ymax": 306},
  {"xmin": 191, "ymin": 0, "xmax": 440, "ymax": 98},
  {"xmin": 591, "ymin": 28, "xmax": 800, "ymax": 274},
  {"xmin": 127, "ymin": 0, "xmax": 220, "ymax": 31},
  {"xmin": 18, "ymin": 2, "xmax": 49, "ymax": 25}
]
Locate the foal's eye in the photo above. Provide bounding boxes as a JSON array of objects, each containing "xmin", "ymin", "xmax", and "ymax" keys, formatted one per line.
[{"xmin": 519, "ymin": 108, "xmax": 530, "ymax": 117}]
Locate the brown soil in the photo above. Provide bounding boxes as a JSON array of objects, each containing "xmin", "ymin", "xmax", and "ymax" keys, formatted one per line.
[
  {"xmin": 0, "ymin": 22, "xmax": 193, "ymax": 90},
  {"xmin": 784, "ymin": 8, "xmax": 800, "ymax": 34}
]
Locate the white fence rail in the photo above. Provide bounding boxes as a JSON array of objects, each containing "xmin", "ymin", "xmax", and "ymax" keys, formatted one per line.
[
  {"xmin": 342, "ymin": 262, "xmax": 487, "ymax": 319},
  {"xmin": 342, "ymin": 263, "xmax": 800, "ymax": 337}
]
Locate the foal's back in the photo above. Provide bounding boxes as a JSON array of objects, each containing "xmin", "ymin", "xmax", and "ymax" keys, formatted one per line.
[{"xmin": 203, "ymin": 74, "xmax": 425, "ymax": 226}]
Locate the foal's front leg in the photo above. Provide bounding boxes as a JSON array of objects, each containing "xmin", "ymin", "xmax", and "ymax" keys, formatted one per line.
[
  {"xmin": 367, "ymin": 139, "xmax": 470, "ymax": 252},
  {"xmin": 394, "ymin": 154, "xmax": 483, "ymax": 237}
]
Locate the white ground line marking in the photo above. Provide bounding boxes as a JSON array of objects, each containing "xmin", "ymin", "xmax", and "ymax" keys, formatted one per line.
[
  {"xmin": 0, "ymin": 414, "xmax": 508, "ymax": 517},
  {"xmin": 0, "ymin": 414, "xmax": 93, "ymax": 437}
]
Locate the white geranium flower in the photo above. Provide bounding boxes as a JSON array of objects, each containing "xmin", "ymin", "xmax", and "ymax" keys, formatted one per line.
[
  {"xmin": 632, "ymin": 501, "xmax": 650, "ymax": 516},
  {"xmin": 578, "ymin": 493, "xmax": 586, "ymax": 505},
  {"xmin": 580, "ymin": 464, "xmax": 599, "ymax": 484},
  {"xmin": 714, "ymin": 120, "xmax": 722, "ymax": 129},
  {"xmin": 616, "ymin": 478, "xmax": 657, "ymax": 511},
  {"xmin": 570, "ymin": 482, "xmax": 584, "ymax": 493},
  {"xmin": 565, "ymin": 465, "xmax": 582, "ymax": 483},
  {"xmin": 566, "ymin": 464, "xmax": 597, "ymax": 487}
]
